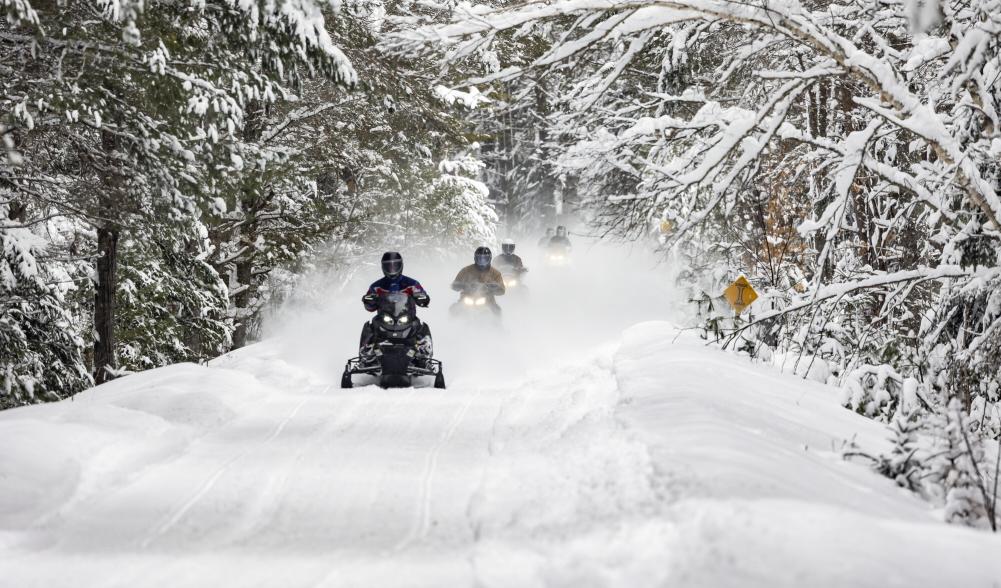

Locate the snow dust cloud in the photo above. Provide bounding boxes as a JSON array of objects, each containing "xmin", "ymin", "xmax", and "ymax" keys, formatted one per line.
[{"xmin": 261, "ymin": 237, "xmax": 688, "ymax": 387}]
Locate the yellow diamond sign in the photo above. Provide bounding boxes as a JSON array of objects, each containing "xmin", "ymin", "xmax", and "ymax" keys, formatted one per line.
[{"xmin": 724, "ymin": 275, "xmax": 758, "ymax": 314}]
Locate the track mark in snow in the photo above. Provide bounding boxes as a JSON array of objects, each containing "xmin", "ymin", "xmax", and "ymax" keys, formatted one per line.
[
  {"xmin": 225, "ymin": 391, "xmax": 367, "ymax": 546},
  {"xmin": 139, "ymin": 391, "xmax": 318, "ymax": 549},
  {"xmin": 392, "ymin": 389, "xmax": 480, "ymax": 553}
]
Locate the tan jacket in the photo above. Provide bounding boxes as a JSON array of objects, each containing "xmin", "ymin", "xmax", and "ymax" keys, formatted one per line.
[{"xmin": 452, "ymin": 264, "xmax": 506, "ymax": 296}]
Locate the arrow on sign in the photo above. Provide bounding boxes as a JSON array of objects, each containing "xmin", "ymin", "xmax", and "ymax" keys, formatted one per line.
[{"xmin": 724, "ymin": 275, "xmax": 758, "ymax": 314}]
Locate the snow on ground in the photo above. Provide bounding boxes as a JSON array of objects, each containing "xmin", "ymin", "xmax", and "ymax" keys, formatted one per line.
[{"xmin": 1, "ymin": 243, "xmax": 1000, "ymax": 587}]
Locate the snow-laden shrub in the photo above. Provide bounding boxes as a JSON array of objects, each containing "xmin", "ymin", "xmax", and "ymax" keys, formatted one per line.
[
  {"xmin": 876, "ymin": 406, "xmax": 923, "ymax": 492},
  {"xmin": 843, "ymin": 364, "xmax": 905, "ymax": 421},
  {"xmin": 926, "ymin": 399, "xmax": 993, "ymax": 529},
  {"xmin": 0, "ymin": 224, "xmax": 90, "ymax": 407}
]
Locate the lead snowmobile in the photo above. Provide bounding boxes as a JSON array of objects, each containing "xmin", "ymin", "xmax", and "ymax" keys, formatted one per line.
[{"xmin": 341, "ymin": 290, "xmax": 445, "ymax": 389}]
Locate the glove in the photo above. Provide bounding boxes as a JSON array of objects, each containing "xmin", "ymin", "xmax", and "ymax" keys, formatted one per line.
[{"xmin": 414, "ymin": 291, "xmax": 430, "ymax": 307}]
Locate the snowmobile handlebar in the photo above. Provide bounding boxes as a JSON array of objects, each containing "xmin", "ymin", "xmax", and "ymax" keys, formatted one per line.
[{"xmin": 363, "ymin": 290, "xmax": 429, "ymax": 310}]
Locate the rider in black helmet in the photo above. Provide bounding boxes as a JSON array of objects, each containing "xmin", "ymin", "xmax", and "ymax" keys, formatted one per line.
[
  {"xmin": 537, "ymin": 227, "xmax": 555, "ymax": 248},
  {"xmin": 494, "ymin": 239, "xmax": 526, "ymax": 273},
  {"xmin": 494, "ymin": 238, "xmax": 528, "ymax": 288},
  {"xmin": 548, "ymin": 225, "xmax": 571, "ymax": 249},
  {"xmin": 451, "ymin": 246, "xmax": 506, "ymax": 313},
  {"xmin": 359, "ymin": 252, "xmax": 432, "ymax": 364}
]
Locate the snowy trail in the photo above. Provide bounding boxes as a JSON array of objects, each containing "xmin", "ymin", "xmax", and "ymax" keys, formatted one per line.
[
  {"xmin": 3, "ymin": 246, "xmax": 1001, "ymax": 587},
  {"xmin": 0, "ymin": 352, "xmax": 647, "ymax": 586}
]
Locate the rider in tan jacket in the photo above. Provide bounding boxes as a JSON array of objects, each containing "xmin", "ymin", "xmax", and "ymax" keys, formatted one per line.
[{"xmin": 451, "ymin": 246, "xmax": 505, "ymax": 311}]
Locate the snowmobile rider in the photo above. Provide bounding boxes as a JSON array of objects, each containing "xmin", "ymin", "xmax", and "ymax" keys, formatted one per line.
[
  {"xmin": 548, "ymin": 225, "xmax": 572, "ymax": 250},
  {"xmin": 359, "ymin": 251, "xmax": 432, "ymax": 364},
  {"xmin": 451, "ymin": 246, "xmax": 506, "ymax": 312},
  {"xmin": 537, "ymin": 228, "xmax": 555, "ymax": 247},
  {"xmin": 494, "ymin": 239, "xmax": 527, "ymax": 276}
]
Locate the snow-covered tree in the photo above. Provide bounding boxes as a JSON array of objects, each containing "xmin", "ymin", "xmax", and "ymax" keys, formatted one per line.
[
  {"xmin": 0, "ymin": 212, "xmax": 90, "ymax": 407},
  {"xmin": 927, "ymin": 399, "xmax": 992, "ymax": 528},
  {"xmin": 391, "ymin": 0, "xmax": 1001, "ymax": 520},
  {"xmin": 877, "ymin": 405, "xmax": 923, "ymax": 492},
  {"xmin": 116, "ymin": 222, "xmax": 231, "ymax": 373},
  {"xmin": 205, "ymin": 0, "xmax": 497, "ymax": 345},
  {"xmin": 3, "ymin": 0, "xmax": 355, "ymax": 380}
]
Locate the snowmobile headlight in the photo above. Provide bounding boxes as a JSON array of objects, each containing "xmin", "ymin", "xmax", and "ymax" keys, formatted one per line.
[
  {"xmin": 382, "ymin": 314, "xmax": 394, "ymax": 324},
  {"xmin": 398, "ymin": 316, "xmax": 409, "ymax": 324},
  {"xmin": 463, "ymin": 296, "xmax": 475, "ymax": 305},
  {"xmin": 475, "ymin": 297, "xmax": 487, "ymax": 306},
  {"xmin": 507, "ymin": 279, "xmax": 518, "ymax": 287}
]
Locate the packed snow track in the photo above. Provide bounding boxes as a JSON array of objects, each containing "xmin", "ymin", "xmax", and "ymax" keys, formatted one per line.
[{"xmin": 2, "ymin": 249, "xmax": 1000, "ymax": 587}]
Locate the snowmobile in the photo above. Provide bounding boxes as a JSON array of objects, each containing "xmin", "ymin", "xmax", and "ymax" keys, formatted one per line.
[
  {"xmin": 341, "ymin": 291, "xmax": 445, "ymax": 389},
  {"xmin": 500, "ymin": 267, "xmax": 528, "ymax": 292},
  {"xmin": 545, "ymin": 245, "xmax": 571, "ymax": 267},
  {"xmin": 449, "ymin": 282, "xmax": 503, "ymax": 318}
]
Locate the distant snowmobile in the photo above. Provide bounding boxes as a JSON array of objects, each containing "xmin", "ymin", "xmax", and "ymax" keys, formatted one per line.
[
  {"xmin": 494, "ymin": 239, "xmax": 528, "ymax": 292},
  {"xmin": 545, "ymin": 245, "xmax": 571, "ymax": 267},
  {"xmin": 500, "ymin": 268, "xmax": 527, "ymax": 291},
  {"xmin": 342, "ymin": 290, "xmax": 445, "ymax": 389},
  {"xmin": 545, "ymin": 226, "xmax": 572, "ymax": 266}
]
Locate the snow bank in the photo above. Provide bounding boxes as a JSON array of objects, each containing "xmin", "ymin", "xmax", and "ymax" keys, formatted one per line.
[
  {"xmin": 608, "ymin": 322, "xmax": 1001, "ymax": 586},
  {"xmin": 0, "ymin": 363, "xmax": 273, "ymax": 541}
]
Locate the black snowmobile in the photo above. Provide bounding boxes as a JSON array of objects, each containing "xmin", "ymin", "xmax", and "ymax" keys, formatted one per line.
[{"xmin": 341, "ymin": 291, "xmax": 445, "ymax": 389}]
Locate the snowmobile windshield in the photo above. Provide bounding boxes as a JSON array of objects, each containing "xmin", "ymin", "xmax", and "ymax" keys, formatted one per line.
[{"xmin": 383, "ymin": 292, "xmax": 410, "ymax": 317}]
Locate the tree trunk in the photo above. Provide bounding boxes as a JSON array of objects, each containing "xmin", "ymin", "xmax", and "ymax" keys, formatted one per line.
[
  {"xmin": 231, "ymin": 256, "xmax": 254, "ymax": 349},
  {"xmin": 93, "ymin": 224, "xmax": 119, "ymax": 384},
  {"xmin": 535, "ymin": 75, "xmax": 559, "ymax": 224},
  {"xmin": 93, "ymin": 129, "xmax": 122, "ymax": 384},
  {"xmin": 230, "ymin": 100, "xmax": 265, "ymax": 350}
]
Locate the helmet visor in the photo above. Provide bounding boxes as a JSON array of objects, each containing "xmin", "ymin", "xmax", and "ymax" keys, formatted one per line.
[
  {"xmin": 474, "ymin": 252, "xmax": 491, "ymax": 268},
  {"xmin": 502, "ymin": 244, "xmax": 515, "ymax": 254},
  {"xmin": 382, "ymin": 258, "xmax": 403, "ymax": 276}
]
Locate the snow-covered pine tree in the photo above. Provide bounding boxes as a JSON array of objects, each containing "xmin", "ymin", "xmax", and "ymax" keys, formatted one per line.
[
  {"xmin": 878, "ymin": 405, "xmax": 924, "ymax": 492},
  {"xmin": 3, "ymin": 0, "xmax": 355, "ymax": 380},
  {"xmin": 206, "ymin": 0, "xmax": 494, "ymax": 346},
  {"xmin": 116, "ymin": 221, "xmax": 231, "ymax": 373},
  {"xmin": 0, "ymin": 213, "xmax": 90, "ymax": 407},
  {"xmin": 926, "ymin": 398, "xmax": 991, "ymax": 528}
]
